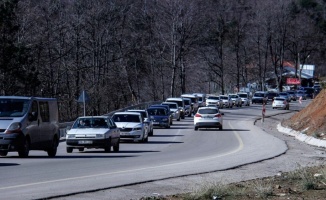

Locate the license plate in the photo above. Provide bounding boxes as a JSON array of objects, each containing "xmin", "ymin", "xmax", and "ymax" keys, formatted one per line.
[{"xmin": 78, "ymin": 140, "xmax": 93, "ymax": 144}]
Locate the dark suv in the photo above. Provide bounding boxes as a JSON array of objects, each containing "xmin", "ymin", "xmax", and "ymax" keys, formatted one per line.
[{"xmin": 252, "ymin": 91, "xmax": 267, "ymax": 104}]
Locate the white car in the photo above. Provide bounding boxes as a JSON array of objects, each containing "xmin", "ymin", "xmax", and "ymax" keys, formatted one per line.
[
  {"xmin": 161, "ymin": 102, "xmax": 181, "ymax": 121},
  {"xmin": 272, "ymin": 97, "xmax": 289, "ymax": 110},
  {"xmin": 181, "ymin": 94, "xmax": 199, "ymax": 114},
  {"xmin": 206, "ymin": 95, "xmax": 223, "ymax": 108},
  {"xmin": 219, "ymin": 95, "xmax": 233, "ymax": 108},
  {"xmin": 66, "ymin": 116, "xmax": 120, "ymax": 153},
  {"xmin": 166, "ymin": 97, "xmax": 185, "ymax": 119},
  {"xmin": 127, "ymin": 109, "xmax": 154, "ymax": 136},
  {"xmin": 228, "ymin": 94, "xmax": 242, "ymax": 107},
  {"xmin": 194, "ymin": 107, "xmax": 223, "ymax": 131},
  {"xmin": 237, "ymin": 93, "xmax": 250, "ymax": 106},
  {"xmin": 111, "ymin": 112, "xmax": 149, "ymax": 142}
]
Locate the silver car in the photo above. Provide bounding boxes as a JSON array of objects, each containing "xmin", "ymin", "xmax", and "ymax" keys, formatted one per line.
[
  {"xmin": 161, "ymin": 102, "xmax": 181, "ymax": 121},
  {"xmin": 127, "ymin": 109, "xmax": 154, "ymax": 136}
]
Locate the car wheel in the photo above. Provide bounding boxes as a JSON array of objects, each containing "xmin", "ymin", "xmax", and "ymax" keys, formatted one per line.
[
  {"xmin": 78, "ymin": 148, "xmax": 84, "ymax": 152},
  {"xmin": 219, "ymin": 126, "xmax": 223, "ymax": 130},
  {"xmin": 104, "ymin": 139, "xmax": 111, "ymax": 152},
  {"xmin": 18, "ymin": 137, "xmax": 30, "ymax": 158},
  {"xmin": 177, "ymin": 116, "xmax": 180, "ymax": 121},
  {"xmin": 0, "ymin": 151, "xmax": 8, "ymax": 156},
  {"xmin": 47, "ymin": 137, "xmax": 58, "ymax": 157},
  {"xmin": 149, "ymin": 129, "xmax": 153, "ymax": 136},
  {"xmin": 66, "ymin": 147, "xmax": 73, "ymax": 153},
  {"xmin": 113, "ymin": 139, "xmax": 120, "ymax": 152}
]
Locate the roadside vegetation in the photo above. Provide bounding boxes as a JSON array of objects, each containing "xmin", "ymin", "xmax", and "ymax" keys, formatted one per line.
[{"xmin": 140, "ymin": 165, "xmax": 326, "ymax": 200}]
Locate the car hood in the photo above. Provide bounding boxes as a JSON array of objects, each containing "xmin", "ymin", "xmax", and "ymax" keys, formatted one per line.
[
  {"xmin": 67, "ymin": 128, "xmax": 108, "ymax": 135},
  {"xmin": 114, "ymin": 122, "xmax": 141, "ymax": 128}
]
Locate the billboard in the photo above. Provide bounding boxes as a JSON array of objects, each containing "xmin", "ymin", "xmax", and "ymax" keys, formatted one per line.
[{"xmin": 286, "ymin": 78, "xmax": 300, "ymax": 85}]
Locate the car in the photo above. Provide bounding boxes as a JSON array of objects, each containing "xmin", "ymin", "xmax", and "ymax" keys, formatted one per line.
[
  {"xmin": 278, "ymin": 92, "xmax": 291, "ymax": 102},
  {"xmin": 228, "ymin": 94, "xmax": 242, "ymax": 107},
  {"xmin": 165, "ymin": 97, "xmax": 185, "ymax": 119},
  {"xmin": 111, "ymin": 112, "xmax": 149, "ymax": 142},
  {"xmin": 0, "ymin": 96, "xmax": 60, "ymax": 158},
  {"xmin": 301, "ymin": 87, "xmax": 315, "ymax": 99},
  {"xmin": 219, "ymin": 95, "xmax": 233, "ymax": 108},
  {"xmin": 286, "ymin": 90, "xmax": 297, "ymax": 101},
  {"xmin": 149, "ymin": 104, "xmax": 173, "ymax": 125},
  {"xmin": 66, "ymin": 116, "xmax": 120, "ymax": 153},
  {"xmin": 127, "ymin": 109, "xmax": 154, "ymax": 136},
  {"xmin": 237, "ymin": 92, "xmax": 250, "ymax": 106},
  {"xmin": 161, "ymin": 102, "xmax": 181, "ymax": 121},
  {"xmin": 194, "ymin": 107, "xmax": 224, "ymax": 131},
  {"xmin": 252, "ymin": 91, "xmax": 267, "ymax": 104},
  {"xmin": 182, "ymin": 97, "xmax": 193, "ymax": 117},
  {"xmin": 181, "ymin": 94, "xmax": 199, "ymax": 114},
  {"xmin": 206, "ymin": 95, "xmax": 223, "ymax": 108},
  {"xmin": 192, "ymin": 93, "xmax": 206, "ymax": 107},
  {"xmin": 296, "ymin": 90, "xmax": 307, "ymax": 100},
  {"xmin": 147, "ymin": 107, "xmax": 171, "ymax": 128},
  {"xmin": 266, "ymin": 91, "xmax": 279, "ymax": 102},
  {"xmin": 272, "ymin": 97, "xmax": 289, "ymax": 110}
]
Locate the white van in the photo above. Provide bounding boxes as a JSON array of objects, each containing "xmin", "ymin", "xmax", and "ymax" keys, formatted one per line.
[{"xmin": 0, "ymin": 96, "xmax": 60, "ymax": 157}]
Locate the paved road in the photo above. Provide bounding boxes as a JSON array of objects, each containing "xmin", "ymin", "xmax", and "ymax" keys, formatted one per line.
[{"xmin": 0, "ymin": 99, "xmax": 313, "ymax": 200}]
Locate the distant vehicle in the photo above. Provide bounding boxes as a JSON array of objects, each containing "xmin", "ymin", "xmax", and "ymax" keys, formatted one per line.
[
  {"xmin": 161, "ymin": 102, "xmax": 181, "ymax": 121},
  {"xmin": 286, "ymin": 90, "xmax": 297, "ymax": 101},
  {"xmin": 112, "ymin": 112, "xmax": 149, "ymax": 142},
  {"xmin": 181, "ymin": 94, "xmax": 199, "ymax": 114},
  {"xmin": 301, "ymin": 87, "xmax": 315, "ymax": 99},
  {"xmin": 66, "ymin": 116, "xmax": 120, "ymax": 153},
  {"xmin": 266, "ymin": 92, "xmax": 279, "ymax": 102},
  {"xmin": 127, "ymin": 109, "xmax": 154, "ymax": 136},
  {"xmin": 165, "ymin": 97, "xmax": 185, "ymax": 119},
  {"xmin": 228, "ymin": 94, "xmax": 242, "ymax": 107},
  {"xmin": 278, "ymin": 92, "xmax": 291, "ymax": 102},
  {"xmin": 252, "ymin": 91, "xmax": 267, "ymax": 104},
  {"xmin": 149, "ymin": 104, "xmax": 173, "ymax": 125},
  {"xmin": 237, "ymin": 93, "xmax": 250, "ymax": 106},
  {"xmin": 206, "ymin": 95, "xmax": 222, "ymax": 108},
  {"xmin": 272, "ymin": 97, "xmax": 289, "ymax": 110},
  {"xmin": 194, "ymin": 107, "xmax": 224, "ymax": 131},
  {"xmin": 193, "ymin": 93, "xmax": 206, "ymax": 107},
  {"xmin": 147, "ymin": 107, "xmax": 171, "ymax": 128},
  {"xmin": 219, "ymin": 95, "xmax": 233, "ymax": 108},
  {"xmin": 0, "ymin": 96, "xmax": 60, "ymax": 158},
  {"xmin": 296, "ymin": 90, "xmax": 307, "ymax": 100},
  {"xmin": 182, "ymin": 97, "xmax": 193, "ymax": 117}
]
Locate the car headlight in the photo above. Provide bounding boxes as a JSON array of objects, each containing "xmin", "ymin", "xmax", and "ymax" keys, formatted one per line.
[
  {"xmin": 5, "ymin": 122, "xmax": 22, "ymax": 134},
  {"xmin": 67, "ymin": 134, "xmax": 75, "ymax": 139}
]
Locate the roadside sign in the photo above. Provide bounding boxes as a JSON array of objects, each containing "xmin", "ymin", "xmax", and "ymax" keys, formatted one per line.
[{"xmin": 78, "ymin": 90, "xmax": 90, "ymax": 116}]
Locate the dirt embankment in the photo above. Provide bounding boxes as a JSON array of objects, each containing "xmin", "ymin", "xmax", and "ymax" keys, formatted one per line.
[{"xmin": 283, "ymin": 89, "xmax": 326, "ymax": 138}]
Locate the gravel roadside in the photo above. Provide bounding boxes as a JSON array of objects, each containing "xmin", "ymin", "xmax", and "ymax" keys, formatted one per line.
[{"xmin": 56, "ymin": 111, "xmax": 326, "ymax": 200}]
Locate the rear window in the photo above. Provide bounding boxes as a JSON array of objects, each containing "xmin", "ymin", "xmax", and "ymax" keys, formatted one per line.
[
  {"xmin": 207, "ymin": 96, "xmax": 219, "ymax": 100},
  {"xmin": 198, "ymin": 109, "xmax": 218, "ymax": 114}
]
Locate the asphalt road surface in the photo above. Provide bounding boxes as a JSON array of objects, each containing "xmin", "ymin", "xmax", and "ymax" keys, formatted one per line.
[{"xmin": 0, "ymin": 99, "xmax": 314, "ymax": 200}]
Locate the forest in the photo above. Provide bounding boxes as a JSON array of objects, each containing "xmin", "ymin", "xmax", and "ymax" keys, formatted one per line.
[{"xmin": 0, "ymin": 0, "xmax": 325, "ymax": 121}]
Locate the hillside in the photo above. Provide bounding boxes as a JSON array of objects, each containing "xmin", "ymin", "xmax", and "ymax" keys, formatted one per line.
[{"xmin": 282, "ymin": 89, "xmax": 326, "ymax": 139}]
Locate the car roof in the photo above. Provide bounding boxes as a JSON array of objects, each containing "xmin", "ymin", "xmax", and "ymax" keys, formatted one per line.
[
  {"xmin": 113, "ymin": 112, "xmax": 141, "ymax": 116},
  {"xmin": 166, "ymin": 97, "xmax": 183, "ymax": 101},
  {"xmin": 274, "ymin": 97, "xmax": 286, "ymax": 100},
  {"xmin": 127, "ymin": 109, "xmax": 146, "ymax": 112},
  {"xmin": 162, "ymin": 102, "xmax": 178, "ymax": 105}
]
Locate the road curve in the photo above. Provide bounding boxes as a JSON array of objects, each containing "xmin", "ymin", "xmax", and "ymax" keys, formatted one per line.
[{"xmin": 0, "ymin": 105, "xmax": 288, "ymax": 200}]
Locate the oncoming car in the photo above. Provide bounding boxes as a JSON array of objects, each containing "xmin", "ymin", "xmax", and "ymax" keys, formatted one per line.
[
  {"xmin": 66, "ymin": 116, "xmax": 120, "ymax": 153},
  {"xmin": 194, "ymin": 107, "xmax": 224, "ymax": 131}
]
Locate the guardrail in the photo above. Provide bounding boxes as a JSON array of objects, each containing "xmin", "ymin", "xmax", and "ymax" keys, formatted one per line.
[{"xmin": 58, "ymin": 100, "xmax": 163, "ymax": 139}]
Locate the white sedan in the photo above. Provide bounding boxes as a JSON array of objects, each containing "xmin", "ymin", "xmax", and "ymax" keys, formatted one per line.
[
  {"xmin": 66, "ymin": 116, "xmax": 120, "ymax": 153},
  {"xmin": 272, "ymin": 97, "xmax": 289, "ymax": 110},
  {"xmin": 194, "ymin": 107, "xmax": 224, "ymax": 131}
]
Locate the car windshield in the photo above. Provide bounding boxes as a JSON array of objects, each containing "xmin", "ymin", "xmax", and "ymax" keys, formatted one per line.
[
  {"xmin": 73, "ymin": 117, "xmax": 108, "ymax": 128},
  {"xmin": 163, "ymin": 104, "xmax": 177, "ymax": 109},
  {"xmin": 208, "ymin": 96, "xmax": 219, "ymax": 100},
  {"xmin": 0, "ymin": 99, "xmax": 30, "ymax": 117},
  {"xmin": 167, "ymin": 100, "xmax": 182, "ymax": 107},
  {"xmin": 238, "ymin": 94, "xmax": 247, "ymax": 98},
  {"xmin": 147, "ymin": 108, "xmax": 166, "ymax": 116},
  {"xmin": 198, "ymin": 109, "xmax": 219, "ymax": 114},
  {"xmin": 112, "ymin": 114, "xmax": 140, "ymax": 123},
  {"xmin": 254, "ymin": 93, "xmax": 265, "ymax": 97},
  {"xmin": 183, "ymin": 100, "xmax": 191, "ymax": 105},
  {"xmin": 229, "ymin": 95, "xmax": 238, "ymax": 98},
  {"xmin": 220, "ymin": 96, "xmax": 228, "ymax": 100}
]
